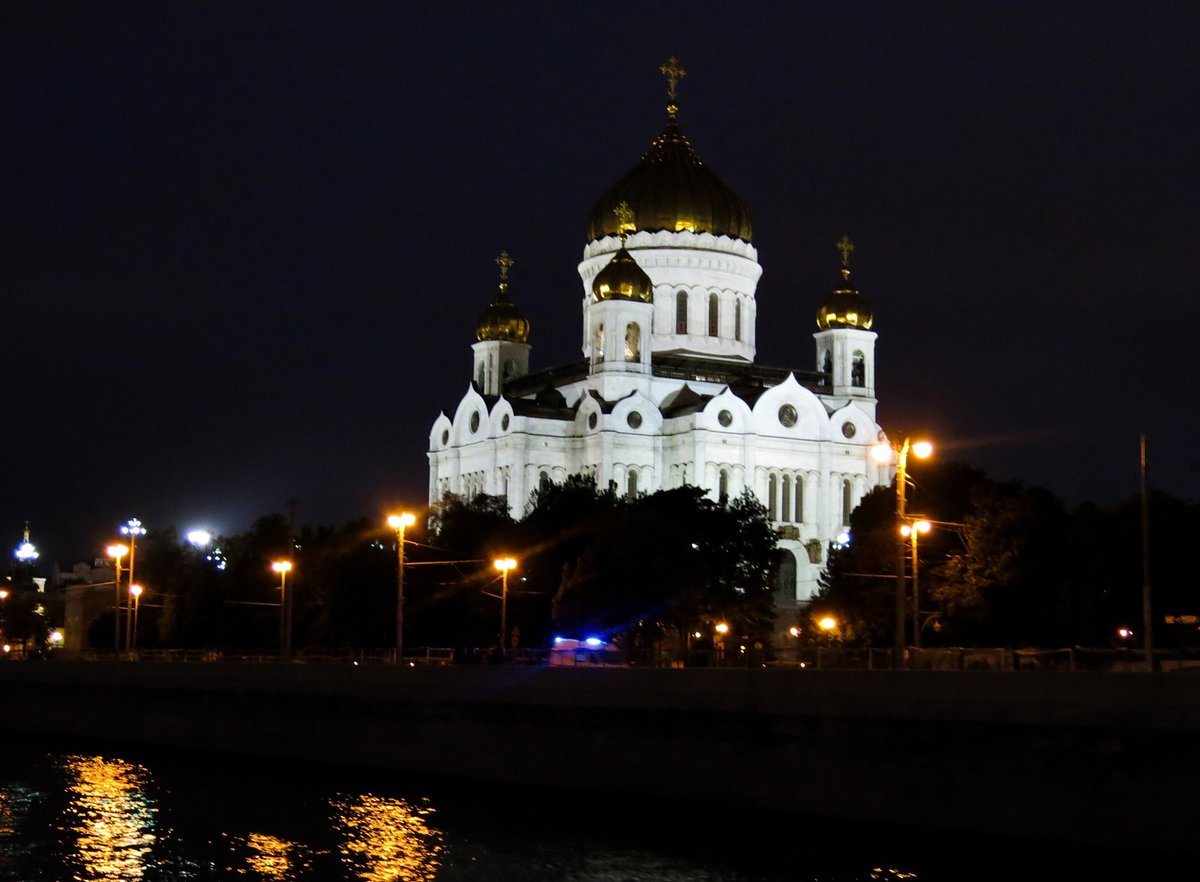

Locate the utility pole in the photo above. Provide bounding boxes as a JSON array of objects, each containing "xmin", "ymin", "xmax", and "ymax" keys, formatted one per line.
[{"xmin": 1141, "ymin": 435, "xmax": 1154, "ymax": 671}]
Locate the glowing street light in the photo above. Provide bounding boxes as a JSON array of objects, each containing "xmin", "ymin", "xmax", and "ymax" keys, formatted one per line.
[
  {"xmin": 14, "ymin": 522, "xmax": 38, "ymax": 562},
  {"xmin": 186, "ymin": 529, "xmax": 212, "ymax": 547},
  {"xmin": 128, "ymin": 584, "xmax": 144, "ymax": 651},
  {"xmin": 493, "ymin": 557, "xmax": 517, "ymax": 653},
  {"xmin": 872, "ymin": 436, "xmax": 933, "ymax": 663},
  {"xmin": 120, "ymin": 517, "xmax": 146, "ymax": 588},
  {"xmin": 900, "ymin": 519, "xmax": 933, "ymax": 648},
  {"xmin": 272, "ymin": 560, "xmax": 293, "ymax": 658},
  {"xmin": 107, "ymin": 543, "xmax": 129, "ymax": 653},
  {"xmin": 817, "ymin": 615, "xmax": 838, "ymax": 633},
  {"xmin": 387, "ymin": 513, "xmax": 417, "ymax": 663}
]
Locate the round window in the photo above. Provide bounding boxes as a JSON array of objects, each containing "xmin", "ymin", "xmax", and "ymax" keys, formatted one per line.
[
  {"xmin": 588, "ymin": 412, "xmax": 598, "ymax": 430},
  {"xmin": 778, "ymin": 404, "xmax": 798, "ymax": 427},
  {"xmin": 470, "ymin": 411, "xmax": 480, "ymax": 433},
  {"xmin": 627, "ymin": 411, "xmax": 643, "ymax": 429},
  {"xmin": 718, "ymin": 409, "xmax": 733, "ymax": 428},
  {"xmin": 501, "ymin": 414, "xmax": 510, "ymax": 431},
  {"xmin": 441, "ymin": 429, "xmax": 449, "ymax": 446},
  {"xmin": 841, "ymin": 421, "xmax": 857, "ymax": 439}
]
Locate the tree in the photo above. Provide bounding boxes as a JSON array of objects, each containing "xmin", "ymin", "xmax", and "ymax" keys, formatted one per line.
[{"xmin": 551, "ymin": 487, "xmax": 779, "ymax": 660}]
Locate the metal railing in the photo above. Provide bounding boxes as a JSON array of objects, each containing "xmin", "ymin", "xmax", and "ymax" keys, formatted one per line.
[{"xmin": 29, "ymin": 645, "xmax": 1200, "ymax": 671}]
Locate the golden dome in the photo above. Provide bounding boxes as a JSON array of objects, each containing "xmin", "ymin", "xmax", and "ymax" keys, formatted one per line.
[
  {"xmin": 587, "ymin": 58, "xmax": 752, "ymax": 243},
  {"xmin": 816, "ymin": 237, "xmax": 875, "ymax": 331},
  {"xmin": 476, "ymin": 251, "xmax": 531, "ymax": 343},
  {"xmin": 592, "ymin": 203, "xmax": 654, "ymax": 302},
  {"xmin": 592, "ymin": 244, "xmax": 654, "ymax": 302}
]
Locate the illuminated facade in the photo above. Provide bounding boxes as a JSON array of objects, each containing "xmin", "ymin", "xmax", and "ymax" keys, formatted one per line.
[{"xmin": 429, "ymin": 60, "xmax": 890, "ymax": 619}]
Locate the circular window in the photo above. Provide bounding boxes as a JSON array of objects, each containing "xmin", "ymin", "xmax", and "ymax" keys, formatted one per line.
[
  {"xmin": 718, "ymin": 409, "xmax": 733, "ymax": 428},
  {"xmin": 441, "ymin": 429, "xmax": 449, "ymax": 446},
  {"xmin": 501, "ymin": 414, "xmax": 510, "ymax": 431},
  {"xmin": 841, "ymin": 421, "xmax": 857, "ymax": 439},
  {"xmin": 470, "ymin": 411, "xmax": 480, "ymax": 433},
  {"xmin": 627, "ymin": 411, "xmax": 643, "ymax": 429},
  {"xmin": 588, "ymin": 412, "xmax": 598, "ymax": 430},
  {"xmin": 778, "ymin": 404, "xmax": 798, "ymax": 427}
]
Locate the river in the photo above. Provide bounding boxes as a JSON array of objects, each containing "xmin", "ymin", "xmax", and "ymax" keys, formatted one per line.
[{"xmin": 0, "ymin": 735, "xmax": 1173, "ymax": 881}]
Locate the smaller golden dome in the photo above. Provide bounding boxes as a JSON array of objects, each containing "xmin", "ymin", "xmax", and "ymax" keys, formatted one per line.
[
  {"xmin": 816, "ymin": 237, "xmax": 874, "ymax": 330},
  {"xmin": 476, "ymin": 251, "xmax": 531, "ymax": 343},
  {"xmin": 592, "ymin": 245, "xmax": 654, "ymax": 302},
  {"xmin": 592, "ymin": 203, "xmax": 653, "ymax": 302}
]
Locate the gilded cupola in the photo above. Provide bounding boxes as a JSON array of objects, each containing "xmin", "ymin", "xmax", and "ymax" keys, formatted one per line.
[
  {"xmin": 816, "ymin": 236, "xmax": 875, "ymax": 330},
  {"xmin": 587, "ymin": 57, "xmax": 753, "ymax": 243},
  {"xmin": 592, "ymin": 202, "xmax": 654, "ymax": 302},
  {"xmin": 476, "ymin": 250, "xmax": 531, "ymax": 342}
]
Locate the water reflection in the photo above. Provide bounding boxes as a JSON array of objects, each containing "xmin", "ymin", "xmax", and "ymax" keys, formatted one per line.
[
  {"xmin": 61, "ymin": 755, "xmax": 156, "ymax": 880},
  {"xmin": 330, "ymin": 793, "xmax": 442, "ymax": 882},
  {"xmin": 241, "ymin": 831, "xmax": 307, "ymax": 879}
]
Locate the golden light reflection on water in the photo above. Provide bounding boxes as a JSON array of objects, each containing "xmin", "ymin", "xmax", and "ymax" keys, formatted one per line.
[
  {"xmin": 241, "ymin": 831, "xmax": 305, "ymax": 879},
  {"xmin": 61, "ymin": 755, "xmax": 156, "ymax": 880},
  {"xmin": 330, "ymin": 793, "xmax": 443, "ymax": 882}
]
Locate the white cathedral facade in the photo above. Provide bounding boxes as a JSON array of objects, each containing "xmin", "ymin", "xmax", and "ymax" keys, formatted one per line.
[{"xmin": 429, "ymin": 61, "xmax": 892, "ymax": 626}]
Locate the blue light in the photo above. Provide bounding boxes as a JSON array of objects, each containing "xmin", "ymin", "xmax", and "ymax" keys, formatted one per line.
[
  {"xmin": 584, "ymin": 637, "xmax": 604, "ymax": 648},
  {"xmin": 553, "ymin": 636, "xmax": 566, "ymax": 645}
]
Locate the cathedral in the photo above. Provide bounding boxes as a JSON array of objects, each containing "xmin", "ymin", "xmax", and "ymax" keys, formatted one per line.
[{"xmin": 428, "ymin": 59, "xmax": 891, "ymax": 623}]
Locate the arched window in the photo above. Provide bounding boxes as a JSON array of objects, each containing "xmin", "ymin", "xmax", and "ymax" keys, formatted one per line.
[
  {"xmin": 852, "ymin": 351, "xmax": 866, "ymax": 387},
  {"xmin": 624, "ymin": 322, "xmax": 640, "ymax": 362},
  {"xmin": 476, "ymin": 363, "xmax": 485, "ymax": 389},
  {"xmin": 842, "ymin": 478, "xmax": 853, "ymax": 525},
  {"xmin": 794, "ymin": 478, "xmax": 804, "ymax": 524},
  {"xmin": 708, "ymin": 293, "xmax": 719, "ymax": 336},
  {"xmin": 675, "ymin": 291, "xmax": 688, "ymax": 334},
  {"xmin": 822, "ymin": 350, "xmax": 832, "ymax": 380},
  {"xmin": 594, "ymin": 323, "xmax": 605, "ymax": 363},
  {"xmin": 768, "ymin": 474, "xmax": 778, "ymax": 521},
  {"xmin": 627, "ymin": 469, "xmax": 638, "ymax": 499},
  {"xmin": 781, "ymin": 475, "xmax": 792, "ymax": 522},
  {"xmin": 718, "ymin": 468, "xmax": 729, "ymax": 504},
  {"xmin": 539, "ymin": 471, "xmax": 551, "ymax": 493},
  {"xmin": 734, "ymin": 300, "xmax": 742, "ymax": 342}
]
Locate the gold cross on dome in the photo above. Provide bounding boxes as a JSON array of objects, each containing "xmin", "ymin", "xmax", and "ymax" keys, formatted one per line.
[
  {"xmin": 660, "ymin": 56, "xmax": 687, "ymax": 101},
  {"xmin": 495, "ymin": 250, "xmax": 515, "ymax": 281},
  {"xmin": 836, "ymin": 235, "xmax": 855, "ymax": 268},
  {"xmin": 614, "ymin": 201, "xmax": 636, "ymax": 236}
]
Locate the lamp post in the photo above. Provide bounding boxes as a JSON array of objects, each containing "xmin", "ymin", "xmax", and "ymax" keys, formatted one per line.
[
  {"xmin": 128, "ymin": 584, "xmax": 143, "ymax": 651},
  {"xmin": 900, "ymin": 519, "xmax": 932, "ymax": 648},
  {"xmin": 873, "ymin": 437, "xmax": 932, "ymax": 665},
  {"xmin": 387, "ymin": 513, "xmax": 416, "ymax": 663},
  {"xmin": 272, "ymin": 560, "xmax": 293, "ymax": 658},
  {"xmin": 493, "ymin": 557, "xmax": 517, "ymax": 654},
  {"xmin": 106, "ymin": 543, "xmax": 129, "ymax": 653},
  {"xmin": 120, "ymin": 519, "xmax": 146, "ymax": 651}
]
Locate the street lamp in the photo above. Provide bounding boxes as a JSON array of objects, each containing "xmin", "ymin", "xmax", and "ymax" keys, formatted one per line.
[
  {"xmin": 873, "ymin": 436, "xmax": 933, "ymax": 664},
  {"xmin": 387, "ymin": 513, "xmax": 416, "ymax": 663},
  {"xmin": 900, "ymin": 519, "xmax": 932, "ymax": 648},
  {"xmin": 107, "ymin": 543, "xmax": 129, "ymax": 653},
  {"xmin": 493, "ymin": 557, "xmax": 517, "ymax": 654},
  {"xmin": 128, "ymin": 584, "xmax": 143, "ymax": 651},
  {"xmin": 271, "ymin": 560, "xmax": 293, "ymax": 658},
  {"xmin": 120, "ymin": 518, "xmax": 146, "ymax": 595}
]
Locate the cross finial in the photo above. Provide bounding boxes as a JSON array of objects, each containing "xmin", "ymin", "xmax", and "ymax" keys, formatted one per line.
[
  {"xmin": 495, "ymin": 250, "xmax": 515, "ymax": 281},
  {"xmin": 660, "ymin": 56, "xmax": 686, "ymax": 100},
  {"xmin": 614, "ymin": 201, "xmax": 636, "ymax": 238},
  {"xmin": 660, "ymin": 56, "xmax": 686, "ymax": 120},
  {"xmin": 836, "ymin": 235, "xmax": 855, "ymax": 268}
]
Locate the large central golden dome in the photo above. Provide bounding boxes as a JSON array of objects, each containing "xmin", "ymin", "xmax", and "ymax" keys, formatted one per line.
[{"xmin": 587, "ymin": 60, "xmax": 753, "ymax": 243}]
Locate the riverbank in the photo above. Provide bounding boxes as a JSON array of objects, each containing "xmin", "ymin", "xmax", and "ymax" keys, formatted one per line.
[{"xmin": 1, "ymin": 661, "xmax": 1196, "ymax": 857}]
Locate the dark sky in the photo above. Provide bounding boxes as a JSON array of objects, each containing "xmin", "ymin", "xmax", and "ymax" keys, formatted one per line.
[{"xmin": 6, "ymin": 1, "xmax": 1199, "ymax": 566}]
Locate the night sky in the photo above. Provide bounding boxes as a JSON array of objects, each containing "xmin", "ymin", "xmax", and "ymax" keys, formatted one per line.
[{"xmin": 7, "ymin": 2, "xmax": 1199, "ymax": 567}]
